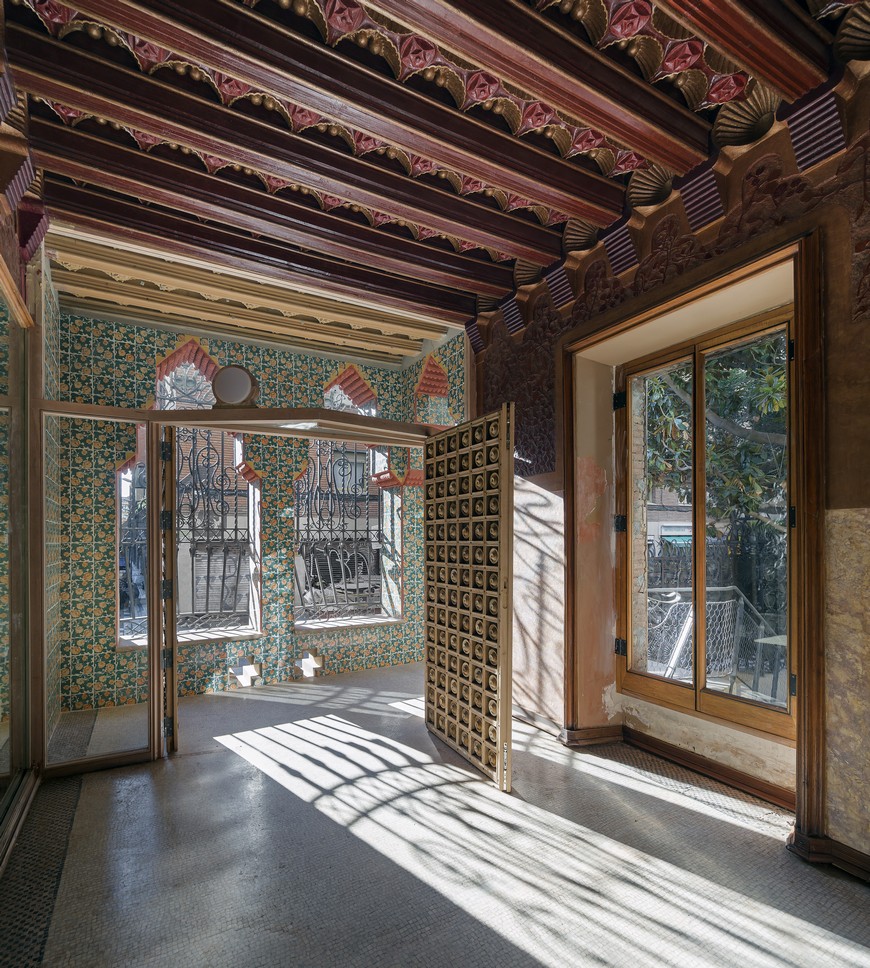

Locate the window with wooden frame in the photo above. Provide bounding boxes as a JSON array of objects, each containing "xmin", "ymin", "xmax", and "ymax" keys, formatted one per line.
[
  {"xmin": 617, "ymin": 310, "xmax": 795, "ymax": 738},
  {"xmin": 116, "ymin": 357, "xmax": 262, "ymax": 647},
  {"xmin": 292, "ymin": 366, "xmax": 396, "ymax": 628}
]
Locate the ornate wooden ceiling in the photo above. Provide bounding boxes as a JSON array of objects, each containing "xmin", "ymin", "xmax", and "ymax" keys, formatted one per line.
[
  {"xmin": 47, "ymin": 226, "xmax": 450, "ymax": 362},
  {"xmin": 2, "ymin": 0, "xmax": 849, "ymax": 357}
]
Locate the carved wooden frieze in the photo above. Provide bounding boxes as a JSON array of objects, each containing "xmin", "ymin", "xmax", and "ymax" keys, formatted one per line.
[
  {"xmin": 483, "ymin": 297, "xmax": 571, "ymax": 479},
  {"xmin": 284, "ymin": 0, "xmax": 652, "ymax": 177},
  {"xmin": 482, "ymin": 122, "xmax": 870, "ymax": 480},
  {"xmin": 34, "ymin": 98, "xmax": 516, "ymax": 262}
]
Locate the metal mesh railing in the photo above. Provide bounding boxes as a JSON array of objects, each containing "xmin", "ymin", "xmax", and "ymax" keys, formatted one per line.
[{"xmin": 646, "ymin": 586, "xmax": 777, "ymax": 688}]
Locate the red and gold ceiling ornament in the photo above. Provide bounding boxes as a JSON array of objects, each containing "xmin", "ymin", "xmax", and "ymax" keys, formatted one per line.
[
  {"xmin": 16, "ymin": 0, "xmax": 572, "ymax": 227},
  {"xmin": 239, "ymin": 0, "xmax": 652, "ymax": 177},
  {"xmin": 38, "ymin": 95, "xmax": 512, "ymax": 261},
  {"xmin": 534, "ymin": 0, "xmax": 751, "ymax": 111}
]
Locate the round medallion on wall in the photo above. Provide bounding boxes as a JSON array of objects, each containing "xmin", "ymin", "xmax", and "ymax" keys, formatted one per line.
[{"xmin": 212, "ymin": 365, "xmax": 259, "ymax": 407}]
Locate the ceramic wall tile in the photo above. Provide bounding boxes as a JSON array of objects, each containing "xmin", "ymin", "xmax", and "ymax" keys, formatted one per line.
[{"xmin": 40, "ymin": 312, "xmax": 466, "ymax": 705}]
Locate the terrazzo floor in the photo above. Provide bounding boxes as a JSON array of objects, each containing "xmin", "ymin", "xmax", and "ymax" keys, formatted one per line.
[
  {"xmin": 46, "ymin": 705, "xmax": 149, "ymax": 764},
  {"xmin": 3, "ymin": 662, "xmax": 869, "ymax": 967}
]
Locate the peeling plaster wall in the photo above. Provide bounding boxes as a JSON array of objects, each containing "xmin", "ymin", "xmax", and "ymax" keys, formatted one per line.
[
  {"xmin": 512, "ymin": 476, "xmax": 565, "ymax": 732},
  {"xmin": 612, "ymin": 687, "xmax": 796, "ymax": 789}
]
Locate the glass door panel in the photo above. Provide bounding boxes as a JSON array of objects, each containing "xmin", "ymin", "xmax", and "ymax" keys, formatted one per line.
[
  {"xmin": 702, "ymin": 330, "xmax": 789, "ymax": 708},
  {"xmin": 44, "ymin": 415, "xmax": 151, "ymax": 764},
  {"xmin": 628, "ymin": 359, "xmax": 694, "ymax": 682}
]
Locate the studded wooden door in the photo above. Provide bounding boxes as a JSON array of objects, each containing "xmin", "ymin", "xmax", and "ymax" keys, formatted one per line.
[{"xmin": 423, "ymin": 405, "xmax": 514, "ymax": 791}]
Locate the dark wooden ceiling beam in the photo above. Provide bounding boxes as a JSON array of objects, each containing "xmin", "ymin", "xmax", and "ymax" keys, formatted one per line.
[
  {"xmin": 655, "ymin": 1, "xmax": 830, "ymax": 102},
  {"xmin": 31, "ymin": 117, "xmax": 513, "ymax": 299},
  {"xmin": 363, "ymin": 0, "xmax": 709, "ymax": 174},
  {"xmin": 46, "ymin": 0, "xmax": 625, "ymax": 223},
  {"xmin": 7, "ymin": 24, "xmax": 562, "ymax": 265},
  {"xmin": 43, "ymin": 179, "xmax": 477, "ymax": 324}
]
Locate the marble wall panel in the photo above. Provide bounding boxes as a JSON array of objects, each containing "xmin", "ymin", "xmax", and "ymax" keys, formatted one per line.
[{"xmin": 824, "ymin": 507, "xmax": 870, "ymax": 855}]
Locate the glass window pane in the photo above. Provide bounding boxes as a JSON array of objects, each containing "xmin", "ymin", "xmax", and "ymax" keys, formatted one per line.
[
  {"xmin": 294, "ymin": 440, "xmax": 386, "ymax": 624},
  {"xmin": 703, "ymin": 330, "xmax": 788, "ymax": 708},
  {"xmin": 46, "ymin": 416, "xmax": 149, "ymax": 764},
  {"xmin": 118, "ymin": 437, "xmax": 148, "ymax": 644},
  {"xmin": 629, "ymin": 360, "xmax": 694, "ymax": 682},
  {"xmin": 174, "ymin": 427, "xmax": 259, "ymax": 634}
]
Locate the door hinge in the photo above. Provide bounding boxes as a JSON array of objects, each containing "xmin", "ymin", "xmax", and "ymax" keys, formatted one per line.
[
  {"xmin": 615, "ymin": 638, "xmax": 627, "ymax": 657},
  {"xmin": 789, "ymin": 506, "xmax": 796, "ymax": 529},
  {"xmin": 790, "ymin": 673, "xmax": 797, "ymax": 697},
  {"xmin": 160, "ymin": 510, "xmax": 173, "ymax": 531},
  {"xmin": 161, "ymin": 647, "xmax": 173, "ymax": 670},
  {"xmin": 164, "ymin": 716, "xmax": 174, "ymax": 738},
  {"xmin": 160, "ymin": 441, "xmax": 172, "ymax": 461},
  {"xmin": 788, "ymin": 338, "xmax": 795, "ymax": 362},
  {"xmin": 162, "ymin": 578, "xmax": 173, "ymax": 600},
  {"xmin": 614, "ymin": 514, "xmax": 627, "ymax": 533},
  {"xmin": 612, "ymin": 390, "xmax": 627, "ymax": 411}
]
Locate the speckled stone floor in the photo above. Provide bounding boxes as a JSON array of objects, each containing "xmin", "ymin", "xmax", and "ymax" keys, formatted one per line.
[{"xmin": 4, "ymin": 662, "xmax": 870, "ymax": 968}]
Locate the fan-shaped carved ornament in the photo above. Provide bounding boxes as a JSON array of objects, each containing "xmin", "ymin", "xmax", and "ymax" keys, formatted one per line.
[
  {"xmin": 533, "ymin": 0, "xmax": 750, "ymax": 111},
  {"xmin": 15, "ymin": 0, "xmax": 571, "ymax": 224},
  {"xmin": 714, "ymin": 85, "xmax": 782, "ymax": 148},
  {"xmin": 562, "ymin": 218, "xmax": 599, "ymax": 255},
  {"xmin": 253, "ymin": 0, "xmax": 652, "ymax": 176},
  {"xmin": 835, "ymin": 2, "xmax": 870, "ymax": 63},
  {"xmin": 628, "ymin": 164, "xmax": 674, "ymax": 208}
]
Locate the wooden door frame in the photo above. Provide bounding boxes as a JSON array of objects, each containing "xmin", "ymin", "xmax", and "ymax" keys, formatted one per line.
[{"xmin": 559, "ymin": 224, "xmax": 831, "ymax": 862}]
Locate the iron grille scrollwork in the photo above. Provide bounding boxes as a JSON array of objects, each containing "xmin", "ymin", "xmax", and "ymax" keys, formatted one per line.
[
  {"xmin": 175, "ymin": 426, "xmax": 258, "ymax": 632},
  {"xmin": 294, "ymin": 439, "xmax": 384, "ymax": 622}
]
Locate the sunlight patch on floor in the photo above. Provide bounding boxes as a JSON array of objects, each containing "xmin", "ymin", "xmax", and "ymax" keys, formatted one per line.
[
  {"xmin": 388, "ymin": 697, "xmax": 426, "ymax": 718},
  {"xmin": 511, "ymin": 720, "xmax": 793, "ymax": 839},
  {"xmin": 216, "ymin": 715, "xmax": 866, "ymax": 968}
]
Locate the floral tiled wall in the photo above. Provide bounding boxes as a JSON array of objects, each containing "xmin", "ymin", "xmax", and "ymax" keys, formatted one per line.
[
  {"xmin": 51, "ymin": 315, "xmax": 465, "ymax": 419},
  {"xmin": 407, "ymin": 333, "xmax": 466, "ymax": 422},
  {"xmin": 46, "ymin": 417, "xmax": 150, "ymax": 713},
  {"xmin": 43, "ymin": 284, "xmax": 61, "ymax": 402},
  {"xmin": 44, "ymin": 416, "xmax": 65, "ymax": 733},
  {"xmin": 44, "ymin": 312, "xmax": 465, "ymax": 706}
]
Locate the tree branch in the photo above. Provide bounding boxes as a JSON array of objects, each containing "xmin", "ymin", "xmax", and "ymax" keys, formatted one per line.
[{"xmin": 661, "ymin": 375, "xmax": 787, "ymax": 448}]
